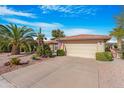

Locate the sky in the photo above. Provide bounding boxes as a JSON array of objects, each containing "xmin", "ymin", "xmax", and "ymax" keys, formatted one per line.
[{"xmin": 0, "ymin": 5, "xmax": 122, "ymax": 40}]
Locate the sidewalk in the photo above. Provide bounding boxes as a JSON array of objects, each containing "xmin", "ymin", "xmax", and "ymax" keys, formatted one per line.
[{"xmin": 0, "ymin": 76, "xmax": 15, "ymax": 88}]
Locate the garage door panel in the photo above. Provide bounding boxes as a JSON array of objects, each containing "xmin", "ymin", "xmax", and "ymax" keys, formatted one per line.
[{"xmin": 65, "ymin": 44, "xmax": 97, "ymax": 58}]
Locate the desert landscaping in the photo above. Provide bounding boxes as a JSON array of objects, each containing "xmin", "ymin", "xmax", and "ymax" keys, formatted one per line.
[
  {"xmin": 0, "ymin": 5, "xmax": 124, "ymax": 88},
  {"xmin": 0, "ymin": 52, "xmax": 51, "ymax": 75}
]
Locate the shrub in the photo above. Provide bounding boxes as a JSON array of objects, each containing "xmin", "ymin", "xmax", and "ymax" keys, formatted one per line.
[
  {"xmin": 10, "ymin": 57, "xmax": 21, "ymax": 65},
  {"xmin": 36, "ymin": 44, "xmax": 53, "ymax": 58},
  {"xmin": 105, "ymin": 45, "xmax": 110, "ymax": 52},
  {"xmin": 36, "ymin": 46, "xmax": 43, "ymax": 56},
  {"xmin": 96, "ymin": 52, "xmax": 113, "ymax": 61},
  {"xmin": 32, "ymin": 54, "xmax": 40, "ymax": 60},
  {"xmin": 57, "ymin": 49, "xmax": 65, "ymax": 56},
  {"xmin": 44, "ymin": 49, "xmax": 52, "ymax": 57},
  {"xmin": 43, "ymin": 44, "xmax": 51, "ymax": 51},
  {"xmin": 42, "ymin": 44, "xmax": 52, "ymax": 57},
  {"xmin": 121, "ymin": 52, "xmax": 124, "ymax": 59}
]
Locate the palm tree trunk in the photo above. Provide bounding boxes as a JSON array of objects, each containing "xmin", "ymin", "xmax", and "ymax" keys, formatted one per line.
[
  {"xmin": 41, "ymin": 40, "xmax": 45, "ymax": 55},
  {"xmin": 117, "ymin": 39, "xmax": 122, "ymax": 58},
  {"xmin": 11, "ymin": 44, "xmax": 20, "ymax": 55},
  {"xmin": 117, "ymin": 39, "xmax": 122, "ymax": 51},
  {"xmin": 38, "ymin": 40, "xmax": 41, "ymax": 46}
]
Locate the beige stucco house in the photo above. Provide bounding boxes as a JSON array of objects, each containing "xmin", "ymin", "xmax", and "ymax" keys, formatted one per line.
[{"xmin": 46, "ymin": 34, "xmax": 111, "ymax": 58}]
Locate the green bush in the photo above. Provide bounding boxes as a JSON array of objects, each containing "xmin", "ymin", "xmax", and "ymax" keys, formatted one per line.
[
  {"xmin": 96, "ymin": 52, "xmax": 113, "ymax": 61},
  {"xmin": 42, "ymin": 44, "xmax": 52, "ymax": 57},
  {"xmin": 36, "ymin": 46, "xmax": 43, "ymax": 56},
  {"xmin": 32, "ymin": 54, "xmax": 40, "ymax": 60},
  {"xmin": 10, "ymin": 57, "xmax": 21, "ymax": 65},
  {"xmin": 57, "ymin": 49, "xmax": 65, "ymax": 56},
  {"xmin": 43, "ymin": 44, "xmax": 51, "ymax": 51},
  {"xmin": 36, "ymin": 44, "xmax": 53, "ymax": 58},
  {"xmin": 121, "ymin": 52, "xmax": 124, "ymax": 59},
  {"xmin": 105, "ymin": 45, "xmax": 110, "ymax": 52},
  {"xmin": 44, "ymin": 49, "xmax": 52, "ymax": 57}
]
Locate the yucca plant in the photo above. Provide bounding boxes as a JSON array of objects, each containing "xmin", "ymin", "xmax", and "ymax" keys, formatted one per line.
[{"xmin": 10, "ymin": 57, "xmax": 21, "ymax": 65}]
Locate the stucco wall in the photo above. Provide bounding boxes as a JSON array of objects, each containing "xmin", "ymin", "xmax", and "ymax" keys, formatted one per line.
[{"xmin": 60, "ymin": 39, "xmax": 105, "ymax": 58}]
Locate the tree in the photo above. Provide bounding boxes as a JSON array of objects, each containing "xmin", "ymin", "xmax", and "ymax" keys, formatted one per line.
[
  {"xmin": 0, "ymin": 23, "xmax": 35, "ymax": 55},
  {"xmin": 115, "ymin": 6, "xmax": 124, "ymax": 28},
  {"xmin": 0, "ymin": 40, "xmax": 11, "ymax": 52},
  {"xmin": 35, "ymin": 28, "xmax": 47, "ymax": 56},
  {"xmin": 35, "ymin": 28, "xmax": 47, "ymax": 46},
  {"xmin": 110, "ymin": 6, "xmax": 124, "ymax": 52},
  {"xmin": 51, "ymin": 29, "xmax": 65, "ymax": 40},
  {"xmin": 116, "ymin": 14, "xmax": 124, "ymax": 28},
  {"xmin": 110, "ymin": 26, "xmax": 124, "ymax": 50},
  {"xmin": 20, "ymin": 40, "xmax": 37, "ymax": 53}
]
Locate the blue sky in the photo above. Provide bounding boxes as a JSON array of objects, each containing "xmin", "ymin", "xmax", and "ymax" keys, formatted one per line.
[{"xmin": 0, "ymin": 5, "xmax": 122, "ymax": 40}]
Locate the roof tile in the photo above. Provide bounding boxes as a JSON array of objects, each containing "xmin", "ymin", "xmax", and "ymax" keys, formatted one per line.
[{"xmin": 59, "ymin": 34, "xmax": 111, "ymax": 41}]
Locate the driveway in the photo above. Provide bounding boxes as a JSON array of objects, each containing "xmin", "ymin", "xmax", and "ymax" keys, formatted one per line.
[
  {"xmin": 0, "ymin": 56, "xmax": 98, "ymax": 88},
  {"xmin": 0, "ymin": 56, "xmax": 124, "ymax": 88},
  {"xmin": 98, "ymin": 58, "xmax": 124, "ymax": 88}
]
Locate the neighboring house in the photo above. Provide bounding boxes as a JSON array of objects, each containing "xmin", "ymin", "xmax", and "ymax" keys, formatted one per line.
[{"xmin": 46, "ymin": 34, "xmax": 111, "ymax": 58}]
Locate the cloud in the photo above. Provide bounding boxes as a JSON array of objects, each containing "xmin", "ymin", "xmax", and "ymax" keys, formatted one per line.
[
  {"xmin": 0, "ymin": 6, "xmax": 35, "ymax": 18},
  {"xmin": 4, "ymin": 18, "xmax": 63, "ymax": 30},
  {"xmin": 40, "ymin": 6, "xmax": 72, "ymax": 14},
  {"xmin": 40, "ymin": 5, "xmax": 98, "ymax": 17},
  {"xmin": 64, "ymin": 28, "xmax": 97, "ymax": 36}
]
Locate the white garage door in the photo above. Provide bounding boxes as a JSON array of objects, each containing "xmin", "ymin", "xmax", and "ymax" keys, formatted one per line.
[{"xmin": 65, "ymin": 44, "xmax": 97, "ymax": 58}]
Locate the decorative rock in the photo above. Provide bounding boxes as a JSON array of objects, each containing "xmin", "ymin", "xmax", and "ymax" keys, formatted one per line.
[
  {"xmin": 4, "ymin": 62, "xmax": 11, "ymax": 66},
  {"xmin": 19, "ymin": 60, "xmax": 29, "ymax": 65}
]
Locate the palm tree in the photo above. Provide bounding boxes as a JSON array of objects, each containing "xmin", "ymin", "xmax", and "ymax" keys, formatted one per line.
[
  {"xmin": 0, "ymin": 40, "xmax": 11, "ymax": 52},
  {"xmin": 0, "ymin": 23, "xmax": 35, "ymax": 55},
  {"xmin": 35, "ymin": 28, "xmax": 47, "ymax": 46},
  {"xmin": 110, "ymin": 26, "xmax": 124, "ymax": 51}
]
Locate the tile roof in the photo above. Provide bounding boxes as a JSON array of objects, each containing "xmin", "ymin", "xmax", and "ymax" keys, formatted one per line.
[
  {"xmin": 45, "ymin": 40, "xmax": 58, "ymax": 44},
  {"xmin": 58, "ymin": 34, "xmax": 111, "ymax": 41}
]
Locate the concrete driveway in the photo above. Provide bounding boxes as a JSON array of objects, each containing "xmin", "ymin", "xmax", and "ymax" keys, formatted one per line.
[
  {"xmin": 0, "ymin": 56, "xmax": 98, "ymax": 88},
  {"xmin": 1, "ymin": 56, "xmax": 124, "ymax": 88}
]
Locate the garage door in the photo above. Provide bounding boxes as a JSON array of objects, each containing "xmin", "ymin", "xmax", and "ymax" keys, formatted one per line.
[{"xmin": 65, "ymin": 44, "xmax": 97, "ymax": 58}]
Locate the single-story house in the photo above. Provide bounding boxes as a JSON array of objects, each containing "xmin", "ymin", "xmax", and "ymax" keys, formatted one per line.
[{"xmin": 46, "ymin": 34, "xmax": 111, "ymax": 58}]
